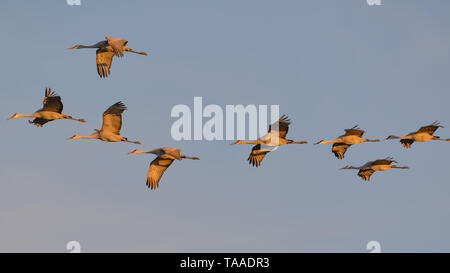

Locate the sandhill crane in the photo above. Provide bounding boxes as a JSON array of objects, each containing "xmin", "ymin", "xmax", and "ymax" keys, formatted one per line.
[
  {"xmin": 386, "ymin": 121, "xmax": 450, "ymax": 148},
  {"xmin": 340, "ymin": 157, "xmax": 409, "ymax": 181},
  {"xmin": 69, "ymin": 37, "xmax": 147, "ymax": 78},
  {"xmin": 128, "ymin": 147, "xmax": 200, "ymax": 190},
  {"xmin": 315, "ymin": 125, "xmax": 380, "ymax": 159},
  {"xmin": 8, "ymin": 88, "xmax": 86, "ymax": 127},
  {"xmin": 68, "ymin": 101, "xmax": 141, "ymax": 144},
  {"xmin": 230, "ymin": 115, "xmax": 308, "ymax": 167}
]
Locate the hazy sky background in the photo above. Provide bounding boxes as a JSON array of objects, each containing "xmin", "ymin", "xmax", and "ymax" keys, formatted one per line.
[{"xmin": 1, "ymin": 0, "xmax": 450, "ymax": 252}]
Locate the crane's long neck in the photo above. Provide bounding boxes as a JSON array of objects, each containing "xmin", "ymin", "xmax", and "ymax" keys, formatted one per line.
[
  {"xmin": 342, "ymin": 165, "xmax": 362, "ymax": 170},
  {"xmin": 83, "ymin": 135, "xmax": 98, "ymax": 139},
  {"xmin": 130, "ymin": 149, "xmax": 161, "ymax": 155},
  {"xmin": 231, "ymin": 140, "xmax": 260, "ymax": 145},
  {"xmin": 77, "ymin": 42, "xmax": 105, "ymax": 49},
  {"xmin": 386, "ymin": 135, "xmax": 409, "ymax": 140},
  {"xmin": 130, "ymin": 149, "xmax": 151, "ymax": 154},
  {"xmin": 9, "ymin": 113, "xmax": 38, "ymax": 119},
  {"xmin": 69, "ymin": 133, "xmax": 99, "ymax": 140},
  {"xmin": 241, "ymin": 140, "xmax": 259, "ymax": 144},
  {"xmin": 319, "ymin": 139, "xmax": 340, "ymax": 144}
]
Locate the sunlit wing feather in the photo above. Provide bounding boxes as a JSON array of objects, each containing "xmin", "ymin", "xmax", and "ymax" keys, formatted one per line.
[
  {"xmin": 30, "ymin": 88, "xmax": 63, "ymax": 126},
  {"xmin": 41, "ymin": 88, "xmax": 63, "ymax": 113},
  {"xmin": 146, "ymin": 156, "xmax": 174, "ymax": 190},
  {"xmin": 268, "ymin": 115, "xmax": 291, "ymax": 139},
  {"xmin": 358, "ymin": 168, "xmax": 374, "ymax": 181},
  {"xmin": 29, "ymin": 118, "xmax": 50, "ymax": 127},
  {"xmin": 106, "ymin": 37, "xmax": 128, "ymax": 57},
  {"xmin": 344, "ymin": 125, "xmax": 364, "ymax": 137},
  {"xmin": 162, "ymin": 147, "xmax": 182, "ymax": 160},
  {"xmin": 331, "ymin": 142, "xmax": 351, "ymax": 160},
  {"xmin": 417, "ymin": 121, "xmax": 442, "ymax": 135},
  {"xmin": 372, "ymin": 157, "xmax": 396, "ymax": 166},
  {"xmin": 96, "ymin": 49, "xmax": 114, "ymax": 78},
  {"xmin": 101, "ymin": 102, "xmax": 126, "ymax": 135},
  {"xmin": 247, "ymin": 144, "xmax": 271, "ymax": 167}
]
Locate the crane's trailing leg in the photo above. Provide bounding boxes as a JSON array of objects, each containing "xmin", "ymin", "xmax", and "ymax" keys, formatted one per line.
[
  {"xmin": 123, "ymin": 138, "xmax": 141, "ymax": 145},
  {"xmin": 288, "ymin": 140, "xmax": 308, "ymax": 144},
  {"xmin": 63, "ymin": 115, "xmax": 86, "ymax": 123},
  {"xmin": 181, "ymin": 155, "xmax": 200, "ymax": 160},
  {"xmin": 125, "ymin": 47, "xmax": 148, "ymax": 55}
]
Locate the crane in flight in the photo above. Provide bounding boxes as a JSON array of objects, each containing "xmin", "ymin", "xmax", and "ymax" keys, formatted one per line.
[
  {"xmin": 230, "ymin": 115, "xmax": 308, "ymax": 167},
  {"xmin": 315, "ymin": 125, "xmax": 380, "ymax": 159},
  {"xmin": 340, "ymin": 157, "xmax": 409, "ymax": 181},
  {"xmin": 69, "ymin": 37, "xmax": 148, "ymax": 78},
  {"xmin": 128, "ymin": 147, "xmax": 200, "ymax": 190},
  {"xmin": 8, "ymin": 88, "xmax": 86, "ymax": 127},
  {"xmin": 386, "ymin": 121, "xmax": 450, "ymax": 148},
  {"xmin": 68, "ymin": 101, "xmax": 140, "ymax": 144}
]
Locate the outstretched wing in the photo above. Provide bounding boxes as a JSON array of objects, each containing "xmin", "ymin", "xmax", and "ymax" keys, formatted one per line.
[
  {"xmin": 372, "ymin": 157, "xmax": 396, "ymax": 166},
  {"xmin": 268, "ymin": 115, "xmax": 291, "ymax": 139},
  {"xmin": 400, "ymin": 139, "xmax": 414, "ymax": 149},
  {"xmin": 41, "ymin": 88, "xmax": 63, "ymax": 113},
  {"xmin": 106, "ymin": 37, "xmax": 128, "ymax": 57},
  {"xmin": 331, "ymin": 143, "xmax": 351, "ymax": 160},
  {"xmin": 358, "ymin": 168, "xmax": 375, "ymax": 181},
  {"xmin": 101, "ymin": 102, "xmax": 126, "ymax": 135},
  {"xmin": 96, "ymin": 49, "xmax": 114, "ymax": 78},
  {"xmin": 29, "ymin": 118, "xmax": 51, "ymax": 127},
  {"xmin": 147, "ymin": 156, "xmax": 174, "ymax": 190},
  {"xmin": 163, "ymin": 147, "xmax": 183, "ymax": 160},
  {"xmin": 247, "ymin": 144, "xmax": 272, "ymax": 167},
  {"xmin": 344, "ymin": 125, "xmax": 364, "ymax": 137},
  {"xmin": 417, "ymin": 121, "xmax": 442, "ymax": 135},
  {"xmin": 30, "ymin": 88, "xmax": 62, "ymax": 126}
]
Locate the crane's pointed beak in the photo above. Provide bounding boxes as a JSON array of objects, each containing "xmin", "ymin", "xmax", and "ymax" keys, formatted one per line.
[{"xmin": 7, "ymin": 114, "xmax": 17, "ymax": 120}]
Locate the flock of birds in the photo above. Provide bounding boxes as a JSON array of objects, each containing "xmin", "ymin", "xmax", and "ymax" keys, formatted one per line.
[
  {"xmin": 7, "ymin": 37, "xmax": 450, "ymax": 189},
  {"xmin": 231, "ymin": 117, "xmax": 449, "ymax": 181}
]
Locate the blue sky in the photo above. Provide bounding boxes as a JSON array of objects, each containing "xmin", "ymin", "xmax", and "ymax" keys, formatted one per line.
[{"xmin": 1, "ymin": 0, "xmax": 450, "ymax": 252}]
